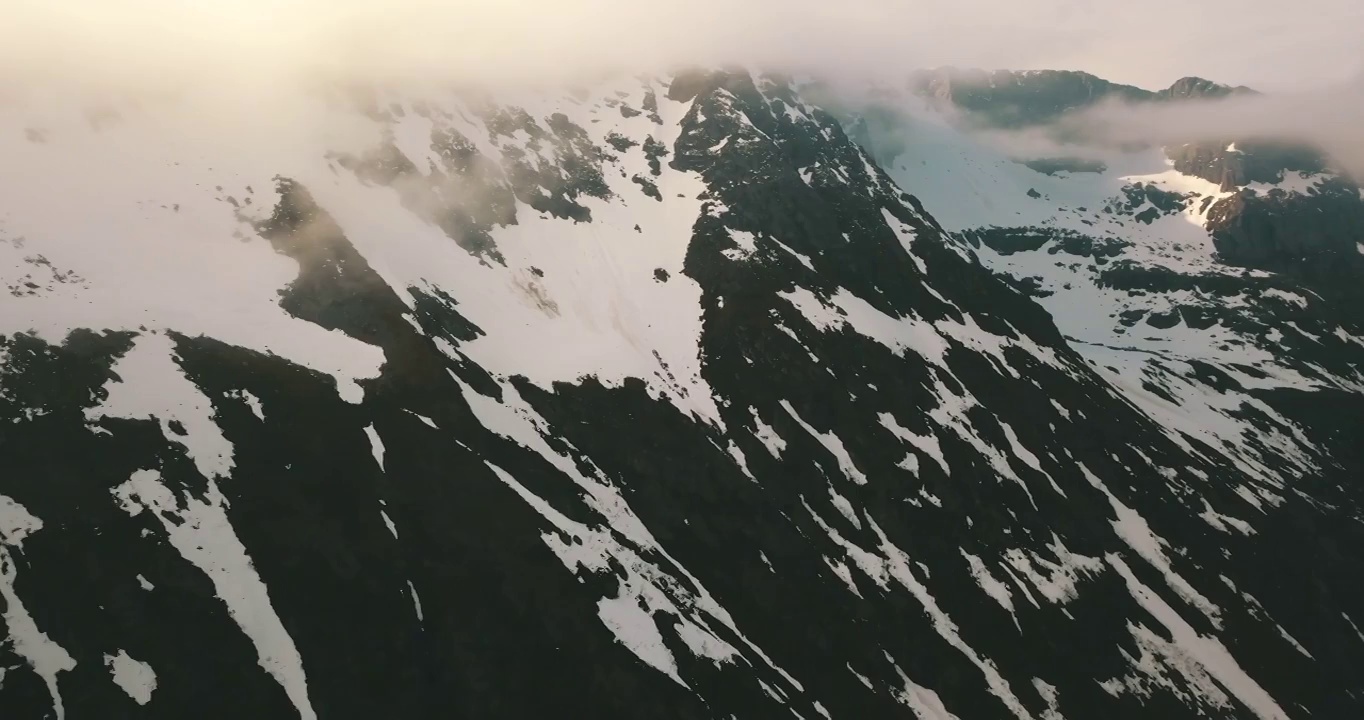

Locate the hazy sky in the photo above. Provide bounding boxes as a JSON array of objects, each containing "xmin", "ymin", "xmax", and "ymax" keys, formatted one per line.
[
  {"xmin": 3, "ymin": 0, "xmax": 1361, "ymax": 91},
  {"xmin": 1014, "ymin": 0, "xmax": 1364, "ymax": 90}
]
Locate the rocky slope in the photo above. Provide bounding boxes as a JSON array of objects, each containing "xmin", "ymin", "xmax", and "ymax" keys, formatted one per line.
[
  {"xmin": 1, "ymin": 69, "xmax": 1362, "ymax": 719},
  {"xmin": 855, "ymin": 71, "xmax": 1364, "ymax": 461}
]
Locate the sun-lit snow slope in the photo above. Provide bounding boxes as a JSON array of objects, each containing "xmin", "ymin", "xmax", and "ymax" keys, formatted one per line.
[
  {"xmin": 852, "ymin": 92, "xmax": 1364, "ymax": 485},
  {"xmin": 2, "ymin": 70, "xmax": 1363, "ymax": 719},
  {"xmin": 1, "ymin": 80, "xmax": 719, "ymax": 424}
]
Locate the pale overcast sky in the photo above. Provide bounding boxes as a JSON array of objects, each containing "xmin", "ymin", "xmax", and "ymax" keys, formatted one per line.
[
  {"xmin": 2, "ymin": 0, "xmax": 1361, "ymax": 91},
  {"xmin": 985, "ymin": 0, "xmax": 1364, "ymax": 90}
]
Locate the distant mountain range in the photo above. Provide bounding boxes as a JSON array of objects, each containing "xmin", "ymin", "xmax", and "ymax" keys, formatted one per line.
[{"xmin": 907, "ymin": 68, "xmax": 1257, "ymax": 128}]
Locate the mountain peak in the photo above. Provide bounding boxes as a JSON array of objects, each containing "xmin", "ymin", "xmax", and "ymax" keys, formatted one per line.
[
  {"xmin": 1160, "ymin": 76, "xmax": 1257, "ymax": 100},
  {"xmin": 907, "ymin": 67, "xmax": 1153, "ymax": 129}
]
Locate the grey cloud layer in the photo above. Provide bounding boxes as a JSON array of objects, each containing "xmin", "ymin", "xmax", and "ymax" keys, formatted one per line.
[
  {"xmin": 3, "ymin": 1, "xmax": 1361, "ymax": 176},
  {"xmin": 1058, "ymin": 76, "xmax": 1364, "ymax": 179}
]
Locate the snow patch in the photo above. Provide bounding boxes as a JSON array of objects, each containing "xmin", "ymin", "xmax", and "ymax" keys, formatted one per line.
[
  {"xmin": 0, "ymin": 96, "xmax": 387, "ymax": 403},
  {"xmin": 364, "ymin": 425, "xmax": 385, "ymax": 472},
  {"xmin": 597, "ymin": 593, "xmax": 687, "ymax": 687},
  {"xmin": 726, "ymin": 441, "xmax": 756, "ymax": 481},
  {"xmin": 1198, "ymin": 500, "xmax": 1255, "ymax": 535},
  {"xmin": 407, "ymin": 411, "xmax": 437, "ymax": 429},
  {"xmin": 825, "ymin": 556, "xmax": 863, "ymax": 598},
  {"xmin": 829, "ymin": 489, "xmax": 862, "ymax": 528},
  {"xmin": 1033, "ymin": 678, "xmax": 1064, "ymax": 720},
  {"xmin": 781, "ymin": 400, "xmax": 869, "ymax": 485},
  {"xmin": 1260, "ymin": 289, "xmax": 1308, "ymax": 309},
  {"xmin": 1107, "ymin": 555, "xmax": 1289, "ymax": 720},
  {"xmin": 878, "ymin": 413, "xmax": 949, "ymax": 475},
  {"xmin": 962, "ymin": 551, "xmax": 1018, "ymax": 628},
  {"xmin": 462, "ymin": 378, "xmax": 804, "ymax": 698},
  {"xmin": 105, "ymin": 650, "xmax": 157, "ymax": 705},
  {"xmin": 1246, "ymin": 171, "xmax": 1324, "ymax": 197},
  {"xmin": 111, "ymin": 470, "xmax": 317, "ymax": 720},
  {"xmin": 723, "ymin": 228, "xmax": 759, "ymax": 260},
  {"xmin": 1342, "ymin": 612, "xmax": 1364, "ymax": 644},
  {"xmin": 227, "ymin": 389, "xmax": 265, "ymax": 420},
  {"xmin": 1002, "ymin": 537, "xmax": 1102, "ymax": 605},
  {"xmin": 805, "ymin": 503, "xmax": 1032, "ymax": 718},
  {"xmin": 887, "ymin": 653, "xmax": 962, "ymax": 719},
  {"xmin": 675, "ymin": 618, "xmax": 741, "ymax": 667},
  {"xmin": 0, "ymin": 495, "xmax": 77, "ymax": 720},
  {"xmin": 1079, "ymin": 463, "xmax": 1222, "ymax": 628},
  {"xmin": 85, "ymin": 332, "xmax": 234, "ymax": 479},
  {"xmin": 406, "ymin": 581, "xmax": 424, "ymax": 622},
  {"xmin": 749, "ymin": 407, "xmax": 787, "ymax": 459}
]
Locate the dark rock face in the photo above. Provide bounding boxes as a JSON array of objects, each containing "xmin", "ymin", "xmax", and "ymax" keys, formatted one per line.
[
  {"xmin": 906, "ymin": 71, "xmax": 1255, "ymax": 133},
  {"xmin": 3, "ymin": 70, "xmax": 1364, "ymax": 720},
  {"xmin": 1169, "ymin": 141, "xmax": 1330, "ymax": 190},
  {"xmin": 1113, "ymin": 182, "xmax": 1191, "ymax": 217},
  {"xmin": 1204, "ymin": 180, "xmax": 1364, "ymax": 317},
  {"xmin": 1157, "ymin": 76, "xmax": 1256, "ymax": 101},
  {"xmin": 1207, "ymin": 181, "xmax": 1364, "ymax": 271},
  {"xmin": 963, "ymin": 227, "xmax": 1130, "ymax": 260},
  {"xmin": 1019, "ymin": 157, "xmax": 1107, "ymax": 175},
  {"xmin": 908, "ymin": 68, "xmax": 1154, "ymax": 129},
  {"xmin": 1152, "ymin": 79, "xmax": 1330, "ymax": 195}
]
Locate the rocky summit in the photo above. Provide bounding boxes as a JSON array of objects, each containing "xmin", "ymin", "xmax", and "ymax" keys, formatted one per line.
[{"xmin": 1, "ymin": 67, "xmax": 1362, "ymax": 719}]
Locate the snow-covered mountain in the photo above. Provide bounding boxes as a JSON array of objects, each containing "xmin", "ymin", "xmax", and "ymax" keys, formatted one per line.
[
  {"xmin": 848, "ymin": 73, "xmax": 1364, "ymax": 484},
  {"xmin": 2, "ymin": 68, "xmax": 1361, "ymax": 719}
]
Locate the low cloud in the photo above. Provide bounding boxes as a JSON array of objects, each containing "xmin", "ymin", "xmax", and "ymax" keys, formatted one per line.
[
  {"xmin": 2, "ymin": 1, "xmax": 1362, "ymax": 179},
  {"xmin": 1053, "ymin": 75, "xmax": 1364, "ymax": 178},
  {"xmin": 3, "ymin": 0, "xmax": 1361, "ymax": 93},
  {"xmin": 0, "ymin": 0, "xmax": 971, "ymax": 92}
]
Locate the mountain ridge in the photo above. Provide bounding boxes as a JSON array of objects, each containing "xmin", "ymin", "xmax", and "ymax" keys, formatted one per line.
[
  {"xmin": 1, "ymin": 68, "xmax": 1362, "ymax": 719},
  {"xmin": 906, "ymin": 67, "xmax": 1252, "ymax": 129}
]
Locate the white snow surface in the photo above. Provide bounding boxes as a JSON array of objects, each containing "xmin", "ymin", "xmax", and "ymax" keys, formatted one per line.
[
  {"xmin": 105, "ymin": 650, "xmax": 157, "ymax": 705},
  {"xmin": 111, "ymin": 470, "xmax": 317, "ymax": 720},
  {"xmin": 1107, "ymin": 555, "xmax": 1289, "ymax": 720},
  {"xmin": 1001, "ymin": 537, "xmax": 1103, "ymax": 606},
  {"xmin": 887, "ymin": 652, "xmax": 962, "ymax": 719},
  {"xmin": 749, "ymin": 407, "xmax": 787, "ymax": 459},
  {"xmin": 780, "ymin": 400, "xmax": 869, "ymax": 485},
  {"xmin": 1, "ymin": 495, "xmax": 77, "ymax": 720},
  {"xmin": 364, "ymin": 425, "xmax": 386, "ymax": 472},
  {"xmin": 1, "ymin": 77, "xmax": 722, "ymax": 427},
  {"xmin": 0, "ymin": 95, "xmax": 386, "ymax": 403},
  {"xmin": 962, "ymin": 551, "xmax": 1019, "ymax": 628},
  {"xmin": 354, "ymin": 81, "xmax": 722, "ymax": 425},
  {"xmin": 85, "ymin": 331, "xmax": 235, "ymax": 479},
  {"xmin": 859, "ymin": 91, "xmax": 1351, "ymax": 485}
]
